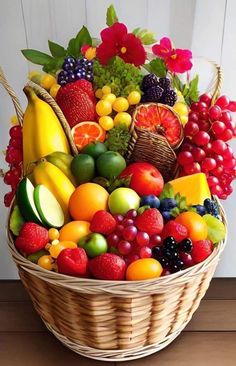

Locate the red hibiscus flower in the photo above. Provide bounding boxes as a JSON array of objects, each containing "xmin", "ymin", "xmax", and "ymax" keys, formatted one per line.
[
  {"xmin": 96, "ymin": 22, "xmax": 146, "ymax": 67},
  {"xmin": 152, "ymin": 37, "xmax": 193, "ymax": 73}
]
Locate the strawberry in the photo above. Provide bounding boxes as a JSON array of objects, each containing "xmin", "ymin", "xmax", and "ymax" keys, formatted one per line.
[
  {"xmin": 135, "ymin": 208, "xmax": 164, "ymax": 236},
  {"xmin": 89, "ymin": 253, "xmax": 126, "ymax": 280},
  {"xmin": 161, "ymin": 221, "xmax": 188, "ymax": 242},
  {"xmin": 15, "ymin": 222, "xmax": 48, "ymax": 255},
  {"xmin": 57, "ymin": 247, "xmax": 88, "ymax": 276},
  {"xmin": 90, "ymin": 210, "xmax": 117, "ymax": 235},
  {"xmin": 76, "ymin": 79, "xmax": 96, "ymax": 103},
  {"xmin": 56, "ymin": 80, "xmax": 96, "ymax": 128},
  {"xmin": 191, "ymin": 240, "xmax": 213, "ymax": 264}
]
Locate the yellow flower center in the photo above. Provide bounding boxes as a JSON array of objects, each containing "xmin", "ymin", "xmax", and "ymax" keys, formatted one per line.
[
  {"xmin": 120, "ymin": 47, "xmax": 127, "ymax": 54},
  {"xmin": 85, "ymin": 47, "xmax": 96, "ymax": 60},
  {"xmin": 171, "ymin": 54, "xmax": 177, "ymax": 60}
]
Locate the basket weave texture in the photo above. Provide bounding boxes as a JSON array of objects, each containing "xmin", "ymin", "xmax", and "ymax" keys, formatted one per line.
[{"xmin": 0, "ymin": 61, "xmax": 226, "ymax": 362}]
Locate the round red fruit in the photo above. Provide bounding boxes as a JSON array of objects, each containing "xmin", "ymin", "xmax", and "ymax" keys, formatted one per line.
[
  {"xmin": 199, "ymin": 93, "xmax": 212, "ymax": 106},
  {"xmin": 193, "ymin": 131, "xmax": 210, "ymax": 146},
  {"xmin": 191, "ymin": 102, "xmax": 199, "ymax": 112},
  {"xmin": 181, "ymin": 142, "xmax": 194, "ymax": 152},
  {"xmin": 149, "ymin": 235, "xmax": 162, "ymax": 248},
  {"xmin": 220, "ymin": 110, "xmax": 232, "ymax": 124},
  {"xmin": 189, "ymin": 111, "xmax": 199, "ymax": 122},
  {"xmin": 228, "ymin": 101, "xmax": 236, "ymax": 112},
  {"xmin": 223, "ymin": 146, "xmax": 233, "ymax": 159},
  {"xmin": 4, "ymin": 191, "xmax": 15, "ymax": 207},
  {"xmin": 9, "ymin": 125, "xmax": 22, "ymax": 139},
  {"xmin": 184, "ymin": 162, "xmax": 201, "ymax": 175},
  {"xmin": 118, "ymin": 240, "xmax": 132, "ymax": 255},
  {"xmin": 192, "ymin": 147, "xmax": 206, "ymax": 162},
  {"xmin": 107, "ymin": 233, "xmax": 120, "ymax": 248},
  {"xmin": 177, "ymin": 151, "xmax": 194, "ymax": 166},
  {"xmin": 219, "ymin": 129, "xmax": 233, "ymax": 142},
  {"xmin": 211, "ymin": 184, "xmax": 223, "ymax": 196},
  {"xmin": 5, "ymin": 148, "xmax": 23, "ymax": 165},
  {"xmin": 9, "ymin": 137, "xmax": 22, "ymax": 149},
  {"xmin": 209, "ymin": 105, "xmax": 221, "ymax": 121},
  {"xmin": 122, "ymin": 225, "xmax": 137, "ymax": 241},
  {"xmin": 139, "ymin": 246, "xmax": 152, "ymax": 258},
  {"xmin": 184, "ymin": 121, "xmax": 199, "ymax": 137},
  {"xmin": 198, "ymin": 119, "xmax": 210, "ymax": 131},
  {"xmin": 211, "ymin": 140, "xmax": 227, "ymax": 154},
  {"xmin": 212, "ymin": 121, "xmax": 226, "ymax": 136},
  {"xmin": 215, "ymin": 95, "xmax": 230, "ymax": 109},
  {"xmin": 119, "ymin": 162, "xmax": 164, "ymax": 196},
  {"xmin": 135, "ymin": 232, "xmax": 150, "ymax": 247},
  {"xmin": 201, "ymin": 158, "xmax": 216, "ymax": 172},
  {"xmin": 207, "ymin": 175, "xmax": 219, "ymax": 187}
]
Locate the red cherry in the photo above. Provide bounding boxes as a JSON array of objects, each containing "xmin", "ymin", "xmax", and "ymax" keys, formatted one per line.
[
  {"xmin": 211, "ymin": 184, "xmax": 223, "ymax": 196},
  {"xmin": 191, "ymin": 102, "xmax": 199, "ymax": 112},
  {"xmin": 219, "ymin": 129, "xmax": 233, "ymax": 142},
  {"xmin": 209, "ymin": 105, "xmax": 221, "ymax": 121},
  {"xmin": 215, "ymin": 95, "xmax": 230, "ymax": 109},
  {"xmin": 207, "ymin": 175, "xmax": 219, "ymax": 187},
  {"xmin": 224, "ymin": 158, "xmax": 236, "ymax": 169},
  {"xmin": 214, "ymin": 155, "xmax": 224, "ymax": 164},
  {"xmin": 118, "ymin": 240, "xmax": 132, "ymax": 255},
  {"xmin": 220, "ymin": 110, "xmax": 232, "ymax": 124},
  {"xmin": 188, "ymin": 111, "xmax": 199, "ymax": 122},
  {"xmin": 4, "ymin": 190, "xmax": 15, "ymax": 207},
  {"xmin": 200, "ymin": 93, "xmax": 212, "ymax": 106},
  {"xmin": 5, "ymin": 148, "xmax": 23, "ymax": 165},
  {"xmin": 223, "ymin": 146, "xmax": 233, "ymax": 159},
  {"xmin": 211, "ymin": 121, "xmax": 226, "ymax": 136},
  {"xmin": 203, "ymin": 142, "xmax": 212, "ymax": 154},
  {"xmin": 181, "ymin": 142, "xmax": 194, "ymax": 152},
  {"xmin": 201, "ymin": 158, "xmax": 217, "ymax": 171},
  {"xmin": 135, "ymin": 232, "xmax": 150, "ymax": 247},
  {"xmin": 184, "ymin": 162, "xmax": 201, "ymax": 175},
  {"xmin": 211, "ymin": 140, "xmax": 227, "ymax": 154},
  {"xmin": 228, "ymin": 101, "xmax": 236, "ymax": 112},
  {"xmin": 140, "ymin": 246, "xmax": 152, "ymax": 258},
  {"xmin": 184, "ymin": 121, "xmax": 199, "ymax": 137},
  {"xmin": 177, "ymin": 151, "xmax": 194, "ymax": 166},
  {"xmin": 149, "ymin": 235, "xmax": 162, "ymax": 248},
  {"xmin": 192, "ymin": 147, "xmax": 206, "ymax": 162},
  {"xmin": 192, "ymin": 131, "xmax": 210, "ymax": 146},
  {"xmin": 107, "ymin": 234, "xmax": 120, "ymax": 248},
  {"xmin": 211, "ymin": 166, "xmax": 224, "ymax": 177},
  {"xmin": 198, "ymin": 119, "xmax": 211, "ymax": 131},
  {"xmin": 9, "ymin": 137, "xmax": 22, "ymax": 149},
  {"xmin": 9, "ymin": 125, "xmax": 22, "ymax": 139}
]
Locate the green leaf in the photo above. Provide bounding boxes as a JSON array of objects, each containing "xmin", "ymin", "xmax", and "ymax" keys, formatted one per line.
[
  {"xmin": 179, "ymin": 196, "xmax": 187, "ymax": 211},
  {"xmin": 132, "ymin": 28, "xmax": 156, "ymax": 45},
  {"xmin": 67, "ymin": 38, "xmax": 76, "ymax": 57},
  {"xmin": 21, "ymin": 49, "xmax": 53, "ymax": 66},
  {"xmin": 172, "ymin": 74, "xmax": 184, "ymax": 92},
  {"xmin": 149, "ymin": 58, "xmax": 167, "ymax": 77},
  {"xmin": 175, "ymin": 192, "xmax": 181, "ymax": 206},
  {"xmin": 9, "ymin": 205, "xmax": 25, "ymax": 236},
  {"xmin": 106, "ymin": 4, "xmax": 118, "ymax": 26},
  {"xmin": 159, "ymin": 183, "xmax": 175, "ymax": 200},
  {"xmin": 170, "ymin": 207, "xmax": 180, "ymax": 217},
  {"xmin": 42, "ymin": 57, "xmax": 64, "ymax": 73},
  {"xmin": 188, "ymin": 74, "xmax": 199, "ymax": 103},
  {"xmin": 48, "ymin": 40, "xmax": 66, "ymax": 57},
  {"xmin": 67, "ymin": 26, "xmax": 92, "ymax": 58}
]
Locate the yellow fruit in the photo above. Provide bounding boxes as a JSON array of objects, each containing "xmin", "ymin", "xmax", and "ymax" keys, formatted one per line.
[
  {"xmin": 38, "ymin": 255, "xmax": 53, "ymax": 271},
  {"xmin": 99, "ymin": 116, "xmax": 114, "ymax": 131},
  {"xmin": 127, "ymin": 91, "xmax": 141, "ymax": 105},
  {"xmin": 59, "ymin": 221, "xmax": 91, "ymax": 242},
  {"xmin": 169, "ymin": 173, "xmax": 211, "ymax": 205},
  {"xmin": 51, "ymin": 239, "xmax": 60, "ymax": 246},
  {"xmin": 10, "ymin": 115, "xmax": 18, "ymax": 125},
  {"xmin": 50, "ymin": 83, "xmax": 61, "ymax": 98},
  {"xmin": 113, "ymin": 97, "xmax": 129, "ymax": 112},
  {"xmin": 49, "ymin": 241, "xmax": 77, "ymax": 258},
  {"xmin": 176, "ymin": 90, "xmax": 185, "ymax": 103},
  {"xmin": 23, "ymin": 87, "xmax": 70, "ymax": 173},
  {"xmin": 126, "ymin": 258, "xmax": 163, "ymax": 280},
  {"xmin": 180, "ymin": 115, "xmax": 188, "ymax": 125},
  {"xmin": 114, "ymin": 112, "xmax": 132, "ymax": 127},
  {"xmin": 96, "ymin": 100, "xmax": 112, "ymax": 116},
  {"xmin": 48, "ymin": 228, "xmax": 60, "ymax": 241},
  {"xmin": 173, "ymin": 102, "xmax": 188, "ymax": 116},
  {"xmin": 102, "ymin": 93, "xmax": 116, "ymax": 104},
  {"xmin": 102, "ymin": 85, "xmax": 111, "ymax": 94},
  {"xmin": 40, "ymin": 74, "xmax": 57, "ymax": 90},
  {"xmin": 175, "ymin": 212, "xmax": 208, "ymax": 242},
  {"xmin": 95, "ymin": 89, "xmax": 103, "ymax": 99},
  {"xmin": 28, "ymin": 71, "xmax": 43, "ymax": 84},
  {"xmin": 28, "ymin": 70, "xmax": 41, "ymax": 80},
  {"xmin": 33, "ymin": 160, "xmax": 75, "ymax": 222}
]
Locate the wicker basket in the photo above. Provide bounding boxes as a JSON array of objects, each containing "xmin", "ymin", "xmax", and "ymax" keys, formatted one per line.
[{"xmin": 0, "ymin": 60, "xmax": 227, "ymax": 362}]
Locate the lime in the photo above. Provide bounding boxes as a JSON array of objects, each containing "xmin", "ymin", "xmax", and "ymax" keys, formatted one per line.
[
  {"xmin": 203, "ymin": 214, "xmax": 226, "ymax": 244},
  {"xmin": 96, "ymin": 151, "xmax": 126, "ymax": 180},
  {"xmin": 71, "ymin": 154, "xmax": 95, "ymax": 185},
  {"xmin": 82, "ymin": 142, "xmax": 107, "ymax": 159}
]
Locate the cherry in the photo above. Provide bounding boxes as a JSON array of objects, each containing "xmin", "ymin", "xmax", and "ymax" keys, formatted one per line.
[
  {"xmin": 198, "ymin": 119, "xmax": 211, "ymax": 131},
  {"xmin": 177, "ymin": 151, "xmax": 194, "ymax": 166},
  {"xmin": 223, "ymin": 146, "xmax": 233, "ymax": 159},
  {"xmin": 188, "ymin": 111, "xmax": 199, "ymax": 122},
  {"xmin": 220, "ymin": 129, "xmax": 233, "ymax": 141},
  {"xmin": 200, "ymin": 93, "xmax": 212, "ymax": 106},
  {"xmin": 122, "ymin": 226, "xmax": 137, "ymax": 241},
  {"xmin": 201, "ymin": 157, "xmax": 217, "ymax": 171},
  {"xmin": 228, "ymin": 101, "xmax": 236, "ymax": 112},
  {"xmin": 209, "ymin": 105, "xmax": 221, "ymax": 121},
  {"xmin": 211, "ymin": 121, "xmax": 226, "ymax": 136},
  {"xmin": 184, "ymin": 121, "xmax": 199, "ymax": 137},
  {"xmin": 136, "ymin": 232, "xmax": 150, "ymax": 247},
  {"xmin": 4, "ymin": 191, "xmax": 15, "ymax": 207},
  {"xmin": 193, "ymin": 131, "xmax": 210, "ymax": 146},
  {"xmin": 107, "ymin": 233, "xmax": 119, "ymax": 248},
  {"xmin": 118, "ymin": 240, "xmax": 132, "ymax": 255},
  {"xmin": 9, "ymin": 125, "xmax": 22, "ymax": 139},
  {"xmin": 220, "ymin": 110, "xmax": 232, "ymax": 124},
  {"xmin": 181, "ymin": 142, "xmax": 194, "ymax": 152},
  {"xmin": 211, "ymin": 140, "xmax": 227, "ymax": 154},
  {"xmin": 192, "ymin": 147, "xmax": 206, "ymax": 162},
  {"xmin": 207, "ymin": 175, "xmax": 219, "ymax": 187},
  {"xmin": 5, "ymin": 148, "xmax": 23, "ymax": 165},
  {"xmin": 211, "ymin": 184, "xmax": 223, "ymax": 196},
  {"xmin": 215, "ymin": 95, "xmax": 230, "ymax": 109},
  {"xmin": 140, "ymin": 246, "xmax": 152, "ymax": 258},
  {"xmin": 149, "ymin": 235, "xmax": 162, "ymax": 248},
  {"xmin": 191, "ymin": 102, "xmax": 199, "ymax": 112},
  {"xmin": 184, "ymin": 162, "xmax": 201, "ymax": 175}
]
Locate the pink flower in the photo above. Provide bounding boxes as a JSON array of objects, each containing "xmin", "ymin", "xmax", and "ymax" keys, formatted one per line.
[
  {"xmin": 96, "ymin": 22, "xmax": 146, "ymax": 67},
  {"xmin": 152, "ymin": 37, "xmax": 193, "ymax": 73}
]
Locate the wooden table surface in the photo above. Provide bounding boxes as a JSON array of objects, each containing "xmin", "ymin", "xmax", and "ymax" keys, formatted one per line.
[{"xmin": 1, "ymin": 279, "xmax": 236, "ymax": 365}]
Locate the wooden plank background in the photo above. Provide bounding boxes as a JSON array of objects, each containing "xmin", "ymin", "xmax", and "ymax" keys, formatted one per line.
[{"xmin": 0, "ymin": 0, "xmax": 235, "ymax": 278}]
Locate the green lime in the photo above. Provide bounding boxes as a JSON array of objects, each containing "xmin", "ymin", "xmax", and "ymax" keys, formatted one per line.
[
  {"xmin": 203, "ymin": 214, "xmax": 226, "ymax": 244},
  {"xmin": 82, "ymin": 142, "xmax": 107, "ymax": 159},
  {"xmin": 96, "ymin": 151, "xmax": 126, "ymax": 181},
  {"xmin": 71, "ymin": 154, "xmax": 95, "ymax": 185}
]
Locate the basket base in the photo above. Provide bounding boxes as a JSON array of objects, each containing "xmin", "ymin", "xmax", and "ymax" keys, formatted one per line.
[{"xmin": 43, "ymin": 319, "xmax": 187, "ymax": 362}]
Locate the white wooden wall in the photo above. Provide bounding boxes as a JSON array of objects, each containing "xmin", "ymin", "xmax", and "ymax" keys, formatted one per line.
[{"xmin": 0, "ymin": 0, "xmax": 235, "ymax": 278}]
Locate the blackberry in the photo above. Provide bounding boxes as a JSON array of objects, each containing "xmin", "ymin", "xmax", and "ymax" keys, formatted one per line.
[
  {"xmin": 204, "ymin": 198, "xmax": 220, "ymax": 218},
  {"xmin": 152, "ymin": 246, "xmax": 162, "ymax": 259},
  {"xmin": 141, "ymin": 73, "xmax": 159, "ymax": 91},
  {"xmin": 179, "ymin": 238, "xmax": 193, "ymax": 253},
  {"xmin": 158, "ymin": 77, "xmax": 171, "ymax": 90},
  {"xmin": 163, "ymin": 236, "xmax": 177, "ymax": 248},
  {"xmin": 145, "ymin": 85, "xmax": 163, "ymax": 102},
  {"xmin": 159, "ymin": 257, "xmax": 170, "ymax": 269},
  {"xmin": 161, "ymin": 89, "xmax": 177, "ymax": 106},
  {"xmin": 163, "ymin": 248, "xmax": 179, "ymax": 260},
  {"xmin": 171, "ymin": 259, "xmax": 184, "ymax": 273},
  {"xmin": 58, "ymin": 56, "xmax": 94, "ymax": 86}
]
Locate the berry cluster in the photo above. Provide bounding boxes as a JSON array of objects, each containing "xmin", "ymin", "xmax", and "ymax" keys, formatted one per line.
[
  {"xmin": 194, "ymin": 198, "xmax": 220, "ymax": 217},
  {"xmin": 57, "ymin": 56, "xmax": 93, "ymax": 86},
  {"xmin": 141, "ymin": 74, "xmax": 177, "ymax": 106},
  {"xmin": 4, "ymin": 125, "xmax": 23, "ymax": 207},
  {"xmin": 177, "ymin": 93, "xmax": 236, "ymax": 199}
]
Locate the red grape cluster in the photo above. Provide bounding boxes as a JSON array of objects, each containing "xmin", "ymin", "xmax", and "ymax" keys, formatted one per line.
[
  {"xmin": 107, "ymin": 209, "xmax": 162, "ymax": 265},
  {"xmin": 177, "ymin": 94, "xmax": 236, "ymax": 199},
  {"xmin": 4, "ymin": 125, "xmax": 23, "ymax": 207}
]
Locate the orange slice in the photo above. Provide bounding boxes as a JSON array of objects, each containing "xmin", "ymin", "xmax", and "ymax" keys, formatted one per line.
[{"xmin": 71, "ymin": 121, "xmax": 106, "ymax": 150}]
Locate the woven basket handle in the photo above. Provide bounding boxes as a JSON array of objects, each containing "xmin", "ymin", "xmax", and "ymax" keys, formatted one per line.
[
  {"xmin": 0, "ymin": 67, "xmax": 24, "ymax": 126},
  {"xmin": 210, "ymin": 62, "xmax": 223, "ymax": 105}
]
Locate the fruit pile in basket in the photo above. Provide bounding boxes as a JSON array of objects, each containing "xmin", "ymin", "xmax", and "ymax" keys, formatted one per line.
[{"xmin": 3, "ymin": 5, "xmax": 233, "ymax": 281}]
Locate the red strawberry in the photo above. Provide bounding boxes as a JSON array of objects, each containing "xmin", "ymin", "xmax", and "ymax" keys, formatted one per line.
[
  {"xmin": 161, "ymin": 221, "xmax": 188, "ymax": 242},
  {"xmin": 56, "ymin": 80, "xmax": 96, "ymax": 128},
  {"xmin": 76, "ymin": 79, "xmax": 96, "ymax": 103},
  {"xmin": 15, "ymin": 222, "xmax": 48, "ymax": 255},
  {"xmin": 191, "ymin": 240, "xmax": 213, "ymax": 264},
  {"xmin": 57, "ymin": 247, "xmax": 88, "ymax": 276},
  {"xmin": 135, "ymin": 208, "xmax": 164, "ymax": 236},
  {"xmin": 90, "ymin": 210, "xmax": 117, "ymax": 235},
  {"xmin": 89, "ymin": 253, "xmax": 126, "ymax": 280}
]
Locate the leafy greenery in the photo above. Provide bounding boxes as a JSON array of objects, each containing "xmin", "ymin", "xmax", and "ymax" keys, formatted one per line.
[
  {"xmin": 132, "ymin": 28, "xmax": 156, "ymax": 45},
  {"xmin": 106, "ymin": 4, "xmax": 118, "ymax": 26},
  {"xmin": 144, "ymin": 58, "xmax": 167, "ymax": 77},
  {"xmin": 172, "ymin": 74, "xmax": 199, "ymax": 105},
  {"xmin": 105, "ymin": 124, "xmax": 131, "ymax": 155},
  {"xmin": 159, "ymin": 183, "xmax": 175, "ymax": 200}
]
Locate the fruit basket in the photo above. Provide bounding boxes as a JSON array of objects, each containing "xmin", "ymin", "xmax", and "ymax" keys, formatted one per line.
[{"xmin": 1, "ymin": 5, "xmax": 234, "ymax": 362}]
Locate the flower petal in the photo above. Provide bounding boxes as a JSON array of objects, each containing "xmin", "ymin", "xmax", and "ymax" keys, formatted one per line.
[
  {"xmin": 96, "ymin": 41, "xmax": 117, "ymax": 65},
  {"xmin": 152, "ymin": 37, "xmax": 173, "ymax": 58},
  {"xmin": 121, "ymin": 33, "xmax": 146, "ymax": 66},
  {"xmin": 100, "ymin": 22, "xmax": 128, "ymax": 43}
]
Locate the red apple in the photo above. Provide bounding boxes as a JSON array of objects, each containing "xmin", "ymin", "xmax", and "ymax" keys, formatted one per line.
[{"xmin": 119, "ymin": 162, "xmax": 164, "ymax": 196}]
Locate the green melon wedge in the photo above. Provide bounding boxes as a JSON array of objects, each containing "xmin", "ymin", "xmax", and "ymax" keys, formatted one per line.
[
  {"xmin": 34, "ymin": 185, "xmax": 64, "ymax": 228},
  {"xmin": 17, "ymin": 178, "xmax": 43, "ymax": 225}
]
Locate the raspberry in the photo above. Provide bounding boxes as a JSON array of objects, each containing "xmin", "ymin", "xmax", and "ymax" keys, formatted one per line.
[
  {"xmin": 141, "ymin": 73, "xmax": 159, "ymax": 91},
  {"xmin": 191, "ymin": 240, "xmax": 213, "ymax": 263},
  {"xmin": 90, "ymin": 210, "xmax": 117, "ymax": 235},
  {"xmin": 161, "ymin": 221, "xmax": 188, "ymax": 242}
]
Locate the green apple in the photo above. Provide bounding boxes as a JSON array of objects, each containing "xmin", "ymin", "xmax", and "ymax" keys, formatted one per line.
[
  {"xmin": 78, "ymin": 233, "xmax": 108, "ymax": 257},
  {"xmin": 108, "ymin": 188, "xmax": 140, "ymax": 215}
]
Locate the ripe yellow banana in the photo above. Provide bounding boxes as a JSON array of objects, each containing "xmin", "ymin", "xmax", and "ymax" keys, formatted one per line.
[
  {"xmin": 44, "ymin": 151, "xmax": 76, "ymax": 186},
  {"xmin": 33, "ymin": 160, "xmax": 75, "ymax": 222},
  {"xmin": 23, "ymin": 87, "xmax": 70, "ymax": 173}
]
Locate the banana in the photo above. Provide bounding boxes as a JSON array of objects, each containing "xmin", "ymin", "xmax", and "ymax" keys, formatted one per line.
[
  {"xmin": 23, "ymin": 87, "xmax": 70, "ymax": 173},
  {"xmin": 33, "ymin": 160, "xmax": 75, "ymax": 222},
  {"xmin": 44, "ymin": 151, "xmax": 76, "ymax": 186}
]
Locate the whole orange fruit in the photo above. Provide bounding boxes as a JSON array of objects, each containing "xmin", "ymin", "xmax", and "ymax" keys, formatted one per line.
[
  {"xmin": 69, "ymin": 183, "xmax": 109, "ymax": 221},
  {"xmin": 126, "ymin": 258, "xmax": 163, "ymax": 281},
  {"xmin": 59, "ymin": 221, "xmax": 91, "ymax": 243},
  {"xmin": 175, "ymin": 211, "xmax": 208, "ymax": 241}
]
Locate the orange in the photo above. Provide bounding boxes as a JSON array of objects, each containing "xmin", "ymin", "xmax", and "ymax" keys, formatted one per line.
[
  {"xmin": 175, "ymin": 211, "xmax": 208, "ymax": 241},
  {"xmin": 69, "ymin": 183, "xmax": 109, "ymax": 221},
  {"xmin": 126, "ymin": 258, "xmax": 163, "ymax": 281},
  {"xmin": 71, "ymin": 122, "xmax": 106, "ymax": 150},
  {"xmin": 59, "ymin": 221, "xmax": 91, "ymax": 243}
]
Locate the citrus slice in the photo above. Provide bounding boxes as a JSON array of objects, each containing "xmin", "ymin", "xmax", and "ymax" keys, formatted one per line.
[
  {"xmin": 71, "ymin": 121, "xmax": 106, "ymax": 150},
  {"xmin": 133, "ymin": 103, "xmax": 183, "ymax": 148}
]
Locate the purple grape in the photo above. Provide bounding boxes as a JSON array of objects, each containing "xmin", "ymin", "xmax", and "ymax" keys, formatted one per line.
[
  {"xmin": 81, "ymin": 57, "xmax": 88, "ymax": 64},
  {"xmin": 86, "ymin": 74, "xmax": 93, "ymax": 82},
  {"xmin": 63, "ymin": 61, "xmax": 75, "ymax": 71},
  {"xmin": 74, "ymin": 66, "xmax": 82, "ymax": 73},
  {"xmin": 68, "ymin": 73, "xmax": 76, "ymax": 83},
  {"xmin": 59, "ymin": 79, "xmax": 67, "ymax": 86},
  {"xmin": 64, "ymin": 56, "xmax": 75, "ymax": 64},
  {"xmin": 81, "ymin": 70, "xmax": 86, "ymax": 78},
  {"xmin": 75, "ymin": 71, "xmax": 82, "ymax": 80}
]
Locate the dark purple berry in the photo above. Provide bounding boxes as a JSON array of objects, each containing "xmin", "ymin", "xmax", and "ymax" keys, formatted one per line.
[
  {"xmin": 59, "ymin": 79, "xmax": 67, "ymax": 86},
  {"xmin": 67, "ymin": 73, "xmax": 76, "ymax": 83},
  {"xmin": 63, "ymin": 61, "xmax": 75, "ymax": 71},
  {"xmin": 141, "ymin": 73, "xmax": 159, "ymax": 91},
  {"xmin": 145, "ymin": 85, "xmax": 163, "ymax": 102},
  {"xmin": 159, "ymin": 257, "xmax": 170, "ymax": 269},
  {"xmin": 158, "ymin": 77, "xmax": 171, "ymax": 90},
  {"xmin": 171, "ymin": 259, "xmax": 184, "ymax": 272},
  {"xmin": 152, "ymin": 246, "xmax": 162, "ymax": 259},
  {"xmin": 75, "ymin": 71, "xmax": 82, "ymax": 80},
  {"xmin": 161, "ymin": 89, "xmax": 177, "ymax": 106},
  {"xmin": 179, "ymin": 238, "xmax": 193, "ymax": 253},
  {"xmin": 64, "ymin": 56, "xmax": 75, "ymax": 64},
  {"xmin": 162, "ymin": 211, "xmax": 172, "ymax": 221},
  {"xmin": 86, "ymin": 74, "xmax": 93, "ymax": 82}
]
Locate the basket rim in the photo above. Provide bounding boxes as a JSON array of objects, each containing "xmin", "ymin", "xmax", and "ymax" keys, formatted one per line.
[{"xmin": 6, "ymin": 196, "xmax": 227, "ymax": 294}]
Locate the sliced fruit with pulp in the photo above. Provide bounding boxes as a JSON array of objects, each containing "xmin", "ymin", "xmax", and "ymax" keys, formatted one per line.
[{"xmin": 71, "ymin": 121, "xmax": 106, "ymax": 151}]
